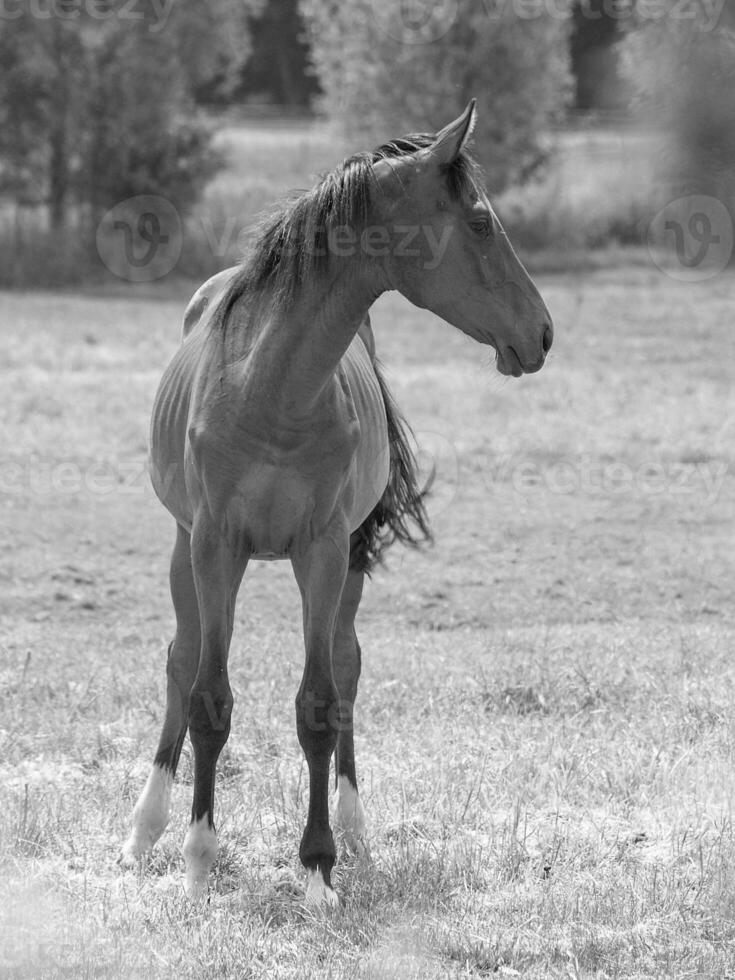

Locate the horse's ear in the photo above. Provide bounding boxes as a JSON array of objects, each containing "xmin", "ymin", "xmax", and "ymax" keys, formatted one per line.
[{"xmin": 428, "ymin": 99, "xmax": 477, "ymax": 167}]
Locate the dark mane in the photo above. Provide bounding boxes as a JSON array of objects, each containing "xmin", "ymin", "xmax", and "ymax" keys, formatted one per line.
[{"xmin": 214, "ymin": 131, "xmax": 483, "ymax": 327}]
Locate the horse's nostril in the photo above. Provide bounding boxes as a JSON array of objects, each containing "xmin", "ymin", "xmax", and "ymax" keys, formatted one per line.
[{"xmin": 542, "ymin": 324, "xmax": 553, "ymax": 353}]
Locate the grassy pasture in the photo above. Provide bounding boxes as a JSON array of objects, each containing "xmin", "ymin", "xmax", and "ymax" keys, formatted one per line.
[{"xmin": 1, "ymin": 257, "xmax": 734, "ymax": 979}]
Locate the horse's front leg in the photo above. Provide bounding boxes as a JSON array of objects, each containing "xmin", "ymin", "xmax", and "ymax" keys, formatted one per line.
[
  {"xmin": 332, "ymin": 562, "xmax": 368, "ymax": 858},
  {"xmin": 291, "ymin": 523, "xmax": 350, "ymax": 909},
  {"xmin": 182, "ymin": 516, "xmax": 248, "ymax": 900},
  {"xmin": 120, "ymin": 523, "xmax": 200, "ymax": 867}
]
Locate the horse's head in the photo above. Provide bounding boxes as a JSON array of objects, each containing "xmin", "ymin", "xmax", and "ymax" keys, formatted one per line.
[{"xmin": 372, "ymin": 101, "xmax": 553, "ymax": 376}]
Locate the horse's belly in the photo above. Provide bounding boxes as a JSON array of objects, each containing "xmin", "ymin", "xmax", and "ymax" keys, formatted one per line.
[
  {"xmin": 149, "ymin": 331, "xmax": 207, "ymax": 529},
  {"xmin": 348, "ymin": 438, "xmax": 390, "ymax": 530}
]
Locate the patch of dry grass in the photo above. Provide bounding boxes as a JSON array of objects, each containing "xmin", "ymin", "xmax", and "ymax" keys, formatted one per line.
[{"xmin": 1, "ymin": 265, "xmax": 734, "ymax": 977}]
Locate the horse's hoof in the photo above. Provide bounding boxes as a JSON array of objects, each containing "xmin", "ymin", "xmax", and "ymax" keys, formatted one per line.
[
  {"xmin": 304, "ymin": 869, "xmax": 339, "ymax": 911},
  {"xmin": 184, "ymin": 872, "xmax": 210, "ymax": 904},
  {"xmin": 118, "ymin": 838, "xmax": 145, "ymax": 869}
]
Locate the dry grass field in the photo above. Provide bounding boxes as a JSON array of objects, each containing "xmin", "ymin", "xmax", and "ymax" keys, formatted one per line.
[
  {"xmin": 1, "ymin": 258, "xmax": 734, "ymax": 979},
  {"xmin": 1, "ymin": 117, "xmax": 735, "ymax": 978}
]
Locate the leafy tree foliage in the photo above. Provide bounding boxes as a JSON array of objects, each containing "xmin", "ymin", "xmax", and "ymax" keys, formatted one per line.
[
  {"xmin": 0, "ymin": 14, "xmax": 86, "ymax": 225},
  {"xmin": 570, "ymin": 0, "xmax": 627, "ymax": 110},
  {"xmin": 622, "ymin": 3, "xmax": 735, "ymax": 203},
  {"xmin": 236, "ymin": 0, "xmax": 319, "ymax": 107},
  {"xmin": 79, "ymin": 18, "xmax": 222, "ymax": 222},
  {"xmin": 300, "ymin": 0, "xmax": 573, "ymax": 192},
  {"xmin": 166, "ymin": 0, "xmax": 264, "ymax": 102},
  {"xmin": 0, "ymin": 0, "xmax": 252, "ymax": 231}
]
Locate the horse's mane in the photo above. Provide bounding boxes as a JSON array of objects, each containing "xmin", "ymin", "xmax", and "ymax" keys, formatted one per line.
[{"xmin": 215, "ymin": 131, "xmax": 483, "ymax": 327}]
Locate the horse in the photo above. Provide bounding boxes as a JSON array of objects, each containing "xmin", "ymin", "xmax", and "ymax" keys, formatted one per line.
[{"xmin": 119, "ymin": 100, "xmax": 553, "ymax": 908}]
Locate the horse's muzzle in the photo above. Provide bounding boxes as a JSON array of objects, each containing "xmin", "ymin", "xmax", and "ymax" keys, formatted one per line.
[{"xmin": 497, "ymin": 321, "xmax": 553, "ymax": 377}]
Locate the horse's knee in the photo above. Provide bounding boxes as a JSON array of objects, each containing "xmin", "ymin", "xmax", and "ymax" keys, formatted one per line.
[
  {"xmin": 170, "ymin": 634, "xmax": 201, "ymax": 682},
  {"xmin": 188, "ymin": 684, "xmax": 233, "ymax": 747},
  {"xmin": 295, "ymin": 687, "xmax": 339, "ymax": 757}
]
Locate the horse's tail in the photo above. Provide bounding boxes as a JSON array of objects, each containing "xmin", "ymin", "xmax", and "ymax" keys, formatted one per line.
[{"xmin": 349, "ymin": 360, "xmax": 433, "ymax": 574}]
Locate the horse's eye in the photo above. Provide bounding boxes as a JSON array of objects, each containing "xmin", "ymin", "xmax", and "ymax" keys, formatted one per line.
[{"xmin": 469, "ymin": 217, "xmax": 491, "ymax": 238}]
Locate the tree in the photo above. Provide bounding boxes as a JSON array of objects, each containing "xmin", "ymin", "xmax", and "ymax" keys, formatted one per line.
[
  {"xmin": 79, "ymin": 17, "xmax": 222, "ymax": 225},
  {"xmin": 0, "ymin": 1, "xmax": 239, "ymax": 240},
  {"xmin": 236, "ymin": 0, "xmax": 319, "ymax": 107},
  {"xmin": 570, "ymin": 0, "xmax": 627, "ymax": 110},
  {"xmin": 621, "ymin": 4, "xmax": 735, "ymax": 204},
  {"xmin": 165, "ymin": 0, "xmax": 264, "ymax": 103},
  {"xmin": 299, "ymin": 0, "xmax": 573, "ymax": 192},
  {"xmin": 0, "ymin": 13, "xmax": 88, "ymax": 228}
]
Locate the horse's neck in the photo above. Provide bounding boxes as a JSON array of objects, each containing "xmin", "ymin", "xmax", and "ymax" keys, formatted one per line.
[{"xmin": 244, "ymin": 262, "xmax": 386, "ymax": 412}]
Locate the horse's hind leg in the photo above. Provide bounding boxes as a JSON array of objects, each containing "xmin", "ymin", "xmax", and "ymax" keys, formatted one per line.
[
  {"xmin": 332, "ymin": 566, "xmax": 369, "ymax": 858},
  {"xmin": 120, "ymin": 523, "xmax": 200, "ymax": 865}
]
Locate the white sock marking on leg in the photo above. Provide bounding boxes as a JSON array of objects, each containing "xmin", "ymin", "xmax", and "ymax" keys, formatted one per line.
[
  {"xmin": 182, "ymin": 814, "xmax": 218, "ymax": 901},
  {"xmin": 119, "ymin": 765, "xmax": 173, "ymax": 866},
  {"xmin": 305, "ymin": 868, "xmax": 338, "ymax": 909},
  {"xmin": 334, "ymin": 775, "xmax": 368, "ymax": 857}
]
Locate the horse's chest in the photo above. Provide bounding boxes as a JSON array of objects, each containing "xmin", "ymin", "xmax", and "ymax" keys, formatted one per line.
[
  {"xmin": 181, "ymin": 338, "xmax": 391, "ymax": 551},
  {"xmin": 224, "ymin": 426, "xmax": 358, "ymax": 553},
  {"xmin": 222, "ymin": 403, "xmax": 386, "ymax": 553}
]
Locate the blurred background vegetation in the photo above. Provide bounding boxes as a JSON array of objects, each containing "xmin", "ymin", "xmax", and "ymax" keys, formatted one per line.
[{"xmin": 0, "ymin": 0, "xmax": 734, "ymax": 286}]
